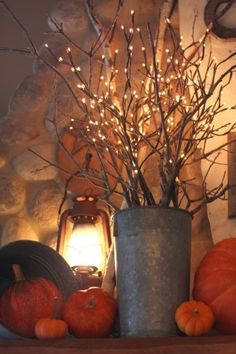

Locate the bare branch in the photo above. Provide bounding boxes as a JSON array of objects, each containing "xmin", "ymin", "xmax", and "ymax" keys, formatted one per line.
[{"xmin": 3, "ymin": 1, "xmax": 236, "ymax": 216}]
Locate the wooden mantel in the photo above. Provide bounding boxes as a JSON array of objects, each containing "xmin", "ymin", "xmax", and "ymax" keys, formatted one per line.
[{"xmin": 0, "ymin": 336, "xmax": 235, "ymax": 354}]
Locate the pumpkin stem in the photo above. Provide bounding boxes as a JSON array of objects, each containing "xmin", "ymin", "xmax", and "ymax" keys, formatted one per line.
[
  {"xmin": 12, "ymin": 264, "xmax": 25, "ymax": 282},
  {"xmin": 87, "ymin": 295, "xmax": 95, "ymax": 309},
  {"xmin": 192, "ymin": 308, "xmax": 199, "ymax": 317},
  {"xmin": 53, "ymin": 296, "xmax": 60, "ymax": 319}
]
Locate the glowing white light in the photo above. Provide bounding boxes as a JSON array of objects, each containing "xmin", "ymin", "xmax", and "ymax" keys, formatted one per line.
[{"xmin": 64, "ymin": 223, "xmax": 103, "ymax": 269}]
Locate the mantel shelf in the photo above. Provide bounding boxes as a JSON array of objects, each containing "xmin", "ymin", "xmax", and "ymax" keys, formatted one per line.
[{"xmin": 0, "ymin": 336, "xmax": 235, "ymax": 354}]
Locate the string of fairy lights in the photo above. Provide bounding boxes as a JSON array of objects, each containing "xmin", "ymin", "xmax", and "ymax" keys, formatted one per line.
[{"xmin": 43, "ymin": 11, "xmax": 236, "ymax": 208}]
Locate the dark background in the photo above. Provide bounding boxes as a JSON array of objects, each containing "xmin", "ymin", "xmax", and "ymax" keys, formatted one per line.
[{"xmin": 0, "ymin": 0, "xmax": 59, "ymax": 117}]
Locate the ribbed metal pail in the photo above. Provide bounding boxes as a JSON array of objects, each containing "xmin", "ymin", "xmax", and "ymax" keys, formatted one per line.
[{"xmin": 114, "ymin": 206, "xmax": 192, "ymax": 337}]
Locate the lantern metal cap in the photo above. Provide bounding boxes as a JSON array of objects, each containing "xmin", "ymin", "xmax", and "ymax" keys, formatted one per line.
[{"xmin": 70, "ymin": 196, "xmax": 98, "ymax": 219}]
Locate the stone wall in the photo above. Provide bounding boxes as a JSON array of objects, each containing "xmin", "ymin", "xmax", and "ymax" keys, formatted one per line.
[
  {"xmin": 0, "ymin": 0, "xmax": 167, "ymax": 248},
  {"xmin": 0, "ymin": 0, "xmax": 214, "ymax": 284}
]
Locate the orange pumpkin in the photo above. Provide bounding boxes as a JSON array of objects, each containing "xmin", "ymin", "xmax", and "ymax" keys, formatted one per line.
[
  {"xmin": 0, "ymin": 264, "xmax": 63, "ymax": 338},
  {"xmin": 175, "ymin": 300, "xmax": 215, "ymax": 336},
  {"xmin": 35, "ymin": 318, "xmax": 68, "ymax": 339},
  {"xmin": 193, "ymin": 238, "xmax": 236, "ymax": 334},
  {"xmin": 63, "ymin": 287, "xmax": 117, "ymax": 338}
]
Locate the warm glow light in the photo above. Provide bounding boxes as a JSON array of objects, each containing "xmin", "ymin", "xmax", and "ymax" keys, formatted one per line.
[{"xmin": 64, "ymin": 223, "xmax": 103, "ymax": 269}]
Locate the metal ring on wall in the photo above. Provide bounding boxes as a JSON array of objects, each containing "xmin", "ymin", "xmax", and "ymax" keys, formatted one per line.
[{"xmin": 204, "ymin": 0, "xmax": 236, "ymax": 38}]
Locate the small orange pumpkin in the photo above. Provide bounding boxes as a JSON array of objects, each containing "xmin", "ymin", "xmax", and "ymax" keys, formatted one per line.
[
  {"xmin": 63, "ymin": 287, "xmax": 117, "ymax": 338},
  {"xmin": 35, "ymin": 318, "xmax": 68, "ymax": 339},
  {"xmin": 175, "ymin": 300, "xmax": 215, "ymax": 336}
]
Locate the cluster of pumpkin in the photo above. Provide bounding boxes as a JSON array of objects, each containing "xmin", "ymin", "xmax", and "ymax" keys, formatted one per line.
[
  {"xmin": 0, "ymin": 264, "xmax": 117, "ymax": 339},
  {"xmin": 175, "ymin": 237, "xmax": 236, "ymax": 336},
  {"xmin": 1, "ymin": 237, "xmax": 236, "ymax": 339}
]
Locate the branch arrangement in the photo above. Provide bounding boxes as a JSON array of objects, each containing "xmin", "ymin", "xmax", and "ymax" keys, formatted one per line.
[{"xmin": 1, "ymin": 0, "xmax": 236, "ymax": 215}]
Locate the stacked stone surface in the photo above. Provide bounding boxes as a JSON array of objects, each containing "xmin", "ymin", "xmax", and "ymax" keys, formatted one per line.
[
  {"xmin": 0, "ymin": 0, "xmax": 162, "ymax": 246},
  {"xmin": 0, "ymin": 0, "xmax": 213, "ymax": 287}
]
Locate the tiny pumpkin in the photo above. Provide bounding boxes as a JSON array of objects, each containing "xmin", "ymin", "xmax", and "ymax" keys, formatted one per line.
[
  {"xmin": 175, "ymin": 300, "xmax": 215, "ymax": 336},
  {"xmin": 35, "ymin": 318, "xmax": 68, "ymax": 339},
  {"xmin": 35, "ymin": 297, "xmax": 68, "ymax": 339}
]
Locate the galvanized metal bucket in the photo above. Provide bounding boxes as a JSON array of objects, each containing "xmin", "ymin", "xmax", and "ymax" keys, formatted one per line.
[{"xmin": 114, "ymin": 206, "xmax": 192, "ymax": 337}]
